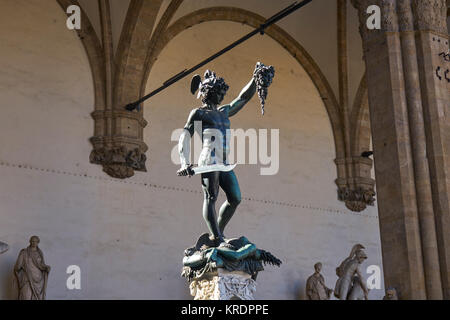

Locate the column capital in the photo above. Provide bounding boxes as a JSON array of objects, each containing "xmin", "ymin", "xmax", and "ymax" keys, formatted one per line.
[
  {"xmin": 412, "ymin": 0, "xmax": 448, "ymax": 34},
  {"xmin": 351, "ymin": 0, "xmax": 399, "ymax": 41},
  {"xmin": 352, "ymin": 0, "xmax": 448, "ymax": 37}
]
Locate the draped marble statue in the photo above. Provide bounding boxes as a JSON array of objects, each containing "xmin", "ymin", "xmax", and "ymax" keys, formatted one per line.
[
  {"xmin": 14, "ymin": 236, "xmax": 51, "ymax": 300},
  {"xmin": 305, "ymin": 262, "xmax": 333, "ymax": 300}
]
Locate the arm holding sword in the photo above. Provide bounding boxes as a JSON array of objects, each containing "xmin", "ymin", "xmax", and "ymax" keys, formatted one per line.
[{"xmin": 177, "ymin": 108, "xmax": 198, "ymax": 177}]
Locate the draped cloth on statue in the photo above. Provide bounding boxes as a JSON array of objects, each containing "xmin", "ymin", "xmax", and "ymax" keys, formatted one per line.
[
  {"xmin": 14, "ymin": 248, "xmax": 48, "ymax": 300},
  {"xmin": 306, "ymin": 273, "xmax": 330, "ymax": 300}
]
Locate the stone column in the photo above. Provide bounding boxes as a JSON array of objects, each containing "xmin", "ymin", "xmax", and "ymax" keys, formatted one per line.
[
  {"xmin": 335, "ymin": 0, "xmax": 376, "ymax": 213},
  {"xmin": 351, "ymin": 0, "xmax": 449, "ymax": 299},
  {"xmin": 412, "ymin": 0, "xmax": 450, "ymax": 299},
  {"xmin": 189, "ymin": 269, "xmax": 257, "ymax": 300},
  {"xmin": 397, "ymin": 0, "xmax": 443, "ymax": 300}
]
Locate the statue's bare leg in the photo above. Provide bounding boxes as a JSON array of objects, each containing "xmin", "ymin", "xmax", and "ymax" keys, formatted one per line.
[
  {"xmin": 339, "ymin": 277, "xmax": 351, "ymax": 300},
  {"xmin": 218, "ymin": 170, "xmax": 241, "ymax": 236},
  {"xmin": 201, "ymin": 172, "xmax": 224, "ymax": 246}
]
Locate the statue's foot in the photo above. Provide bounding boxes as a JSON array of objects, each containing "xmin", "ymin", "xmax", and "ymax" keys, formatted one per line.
[
  {"xmin": 210, "ymin": 237, "xmax": 233, "ymax": 249},
  {"xmin": 218, "ymin": 241, "xmax": 236, "ymax": 250}
]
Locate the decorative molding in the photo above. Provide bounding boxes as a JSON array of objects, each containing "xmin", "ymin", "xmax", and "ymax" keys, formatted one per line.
[
  {"xmin": 90, "ymin": 146, "xmax": 147, "ymax": 179},
  {"xmin": 190, "ymin": 277, "xmax": 219, "ymax": 300},
  {"xmin": 381, "ymin": 0, "xmax": 399, "ymax": 32},
  {"xmin": 397, "ymin": 0, "xmax": 415, "ymax": 31},
  {"xmin": 352, "ymin": 0, "xmax": 448, "ymax": 35},
  {"xmin": 412, "ymin": 0, "xmax": 448, "ymax": 33},
  {"xmin": 217, "ymin": 274, "xmax": 256, "ymax": 300},
  {"xmin": 338, "ymin": 186, "xmax": 376, "ymax": 212},
  {"xmin": 350, "ymin": 0, "xmax": 397, "ymax": 42},
  {"xmin": 189, "ymin": 271, "xmax": 256, "ymax": 300}
]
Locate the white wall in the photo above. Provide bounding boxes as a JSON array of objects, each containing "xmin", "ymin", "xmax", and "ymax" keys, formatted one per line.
[{"xmin": 0, "ymin": 0, "xmax": 383, "ymax": 299}]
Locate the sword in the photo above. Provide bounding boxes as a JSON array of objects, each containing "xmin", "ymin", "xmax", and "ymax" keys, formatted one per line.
[
  {"xmin": 192, "ymin": 163, "xmax": 237, "ymax": 175},
  {"xmin": 177, "ymin": 163, "xmax": 237, "ymax": 176}
]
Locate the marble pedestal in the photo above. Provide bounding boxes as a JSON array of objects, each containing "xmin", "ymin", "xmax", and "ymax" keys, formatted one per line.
[{"xmin": 189, "ymin": 268, "xmax": 257, "ymax": 300}]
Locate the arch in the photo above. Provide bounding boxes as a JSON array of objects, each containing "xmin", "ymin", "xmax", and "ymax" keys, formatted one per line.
[
  {"xmin": 142, "ymin": 7, "xmax": 345, "ymax": 159},
  {"xmin": 56, "ymin": 0, "xmax": 105, "ymax": 111},
  {"xmin": 114, "ymin": 0, "xmax": 164, "ymax": 107},
  {"xmin": 350, "ymin": 72, "xmax": 371, "ymax": 157},
  {"xmin": 141, "ymin": 0, "xmax": 184, "ymax": 96}
]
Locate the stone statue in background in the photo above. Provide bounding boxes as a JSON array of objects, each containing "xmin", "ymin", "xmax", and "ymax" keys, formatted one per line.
[
  {"xmin": 0, "ymin": 241, "xmax": 8, "ymax": 255},
  {"xmin": 14, "ymin": 236, "xmax": 51, "ymax": 300},
  {"xmin": 334, "ymin": 244, "xmax": 369, "ymax": 300},
  {"xmin": 305, "ymin": 262, "xmax": 333, "ymax": 300},
  {"xmin": 383, "ymin": 287, "xmax": 398, "ymax": 300}
]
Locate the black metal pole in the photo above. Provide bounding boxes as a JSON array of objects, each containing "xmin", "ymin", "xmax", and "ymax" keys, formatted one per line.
[{"xmin": 125, "ymin": 0, "xmax": 313, "ymax": 111}]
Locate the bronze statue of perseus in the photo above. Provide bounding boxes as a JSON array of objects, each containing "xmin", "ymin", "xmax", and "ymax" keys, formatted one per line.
[{"xmin": 177, "ymin": 62, "xmax": 275, "ymax": 249}]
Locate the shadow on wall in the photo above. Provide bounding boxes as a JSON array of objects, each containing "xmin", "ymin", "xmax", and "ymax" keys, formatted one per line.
[
  {"xmin": 0, "ymin": 251, "xmax": 18, "ymax": 300},
  {"xmin": 282, "ymin": 268, "xmax": 307, "ymax": 300},
  {"xmin": 295, "ymin": 279, "xmax": 307, "ymax": 300}
]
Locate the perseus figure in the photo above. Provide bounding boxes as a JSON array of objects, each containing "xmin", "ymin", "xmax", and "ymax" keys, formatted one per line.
[{"xmin": 177, "ymin": 62, "xmax": 274, "ymax": 249}]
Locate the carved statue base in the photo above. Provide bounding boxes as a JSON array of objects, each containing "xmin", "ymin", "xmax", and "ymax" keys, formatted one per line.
[
  {"xmin": 181, "ymin": 234, "xmax": 281, "ymax": 300},
  {"xmin": 189, "ymin": 268, "xmax": 257, "ymax": 300}
]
